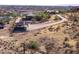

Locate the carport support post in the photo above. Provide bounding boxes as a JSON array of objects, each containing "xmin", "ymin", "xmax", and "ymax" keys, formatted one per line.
[{"xmin": 26, "ymin": 24, "xmax": 31, "ymax": 32}]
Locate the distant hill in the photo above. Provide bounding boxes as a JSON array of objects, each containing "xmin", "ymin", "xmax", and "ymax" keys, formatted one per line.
[{"xmin": 0, "ymin": 5, "xmax": 78, "ymax": 11}]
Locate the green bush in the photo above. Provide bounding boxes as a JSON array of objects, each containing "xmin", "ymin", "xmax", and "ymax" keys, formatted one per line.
[
  {"xmin": 34, "ymin": 12, "xmax": 50, "ymax": 22},
  {"xmin": 0, "ymin": 17, "xmax": 11, "ymax": 24},
  {"xmin": 29, "ymin": 41, "xmax": 38, "ymax": 49}
]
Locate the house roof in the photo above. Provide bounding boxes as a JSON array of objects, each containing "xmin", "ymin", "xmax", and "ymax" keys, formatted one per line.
[{"xmin": 27, "ymin": 13, "xmax": 35, "ymax": 16}]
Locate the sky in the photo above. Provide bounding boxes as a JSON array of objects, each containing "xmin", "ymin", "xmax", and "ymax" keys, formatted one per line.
[{"xmin": 0, "ymin": 0, "xmax": 79, "ymax": 6}]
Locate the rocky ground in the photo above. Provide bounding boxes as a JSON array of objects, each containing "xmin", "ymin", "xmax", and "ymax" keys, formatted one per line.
[{"xmin": 0, "ymin": 12, "xmax": 79, "ymax": 54}]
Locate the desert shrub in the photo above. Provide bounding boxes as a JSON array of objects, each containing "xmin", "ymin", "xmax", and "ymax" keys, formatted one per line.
[
  {"xmin": 54, "ymin": 15, "xmax": 61, "ymax": 21},
  {"xmin": 63, "ymin": 42, "xmax": 70, "ymax": 48},
  {"xmin": 64, "ymin": 37, "xmax": 69, "ymax": 41},
  {"xmin": 29, "ymin": 41, "xmax": 38, "ymax": 49},
  {"xmin": 76, "ymin": 42, "xmax": 79, "ymax": 48},
  {"xmin": 0, "ymin": 17, "xmax": 11, "ymax": 24},
  {"xmin": 48, "ymin": 26, "xmax": 53, "ymax": 32},
  {"xmin": 65, "ymin": 49, "xmax": 74, "ymax": 54}
]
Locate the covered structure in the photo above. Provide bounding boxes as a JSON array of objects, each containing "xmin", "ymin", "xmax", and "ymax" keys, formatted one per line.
[{"xmin": 0, "ymin": 22, "xmax": 5, "ymax": 29}]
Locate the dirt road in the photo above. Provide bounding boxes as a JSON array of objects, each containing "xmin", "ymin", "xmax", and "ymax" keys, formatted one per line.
[{"xmin": 27, "ymin": 14, "xmax": 67, "ymax": 31}]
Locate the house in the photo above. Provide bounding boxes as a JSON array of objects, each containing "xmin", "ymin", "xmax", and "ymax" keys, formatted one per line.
[
  {"xmin": 45, "ymin": 10, "xmax": 59, "ymax": 14},
  {"xmin": 13, "ymin": 13, "xmax": 35, "ymax": 32},
  {"xmin": 13, "ymin": 17, "xmax": 27, "ymax": 33},
  {"xmin": 13, "ymin": 21, "xmax": 27, "ymax": 33}
]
